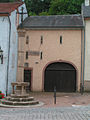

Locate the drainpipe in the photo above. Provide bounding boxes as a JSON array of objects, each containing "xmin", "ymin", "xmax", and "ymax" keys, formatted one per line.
[
  {"xmin": 80, "ymin": 29, "xmax": 84, "ymax": 95},
  {"xmin": 83, "ymin": 25, "xmax": 85, "ymax": 93},
  {"xmin": 80, "ymin": 28, "xmax": 83, "ymax": 94},
  {"xmin": 6, "ymin": 14, "xmax": 11, "ymax": 96},
  {"xmin": 82, "ymin": 8, "xmax": 85, "ymax": 94},
  {"xmin": 80, "ymin": 15, "xmax": 85, "ymax": 95},
  {"xmin": 80, "ymin": 7, "xmax": 85, "ymax": 94}
]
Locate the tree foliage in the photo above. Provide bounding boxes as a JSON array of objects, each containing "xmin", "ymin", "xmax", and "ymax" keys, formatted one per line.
[
  {"xmin": 25, "ymin": 0, "xmax": 51, "ymax": 15},
  {"xmin": 25, "ymin": 0, "xmax": 84, "ymax": 15},
  {"xmin": 49, "ymin": 0, "xmax": 84, "ymax": 15},
  {"xmin": 0, "ymin": 0, "xmax": 84, "ymax": 15}
]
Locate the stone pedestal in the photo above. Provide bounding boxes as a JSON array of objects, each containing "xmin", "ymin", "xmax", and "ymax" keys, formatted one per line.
[
  {"xmin": 0, "ymin": 82, "xmax": 40, "ymax": 107},
  {"xmin": 11, "ymin": 82, "xmax": 29, "ymax": 95}
]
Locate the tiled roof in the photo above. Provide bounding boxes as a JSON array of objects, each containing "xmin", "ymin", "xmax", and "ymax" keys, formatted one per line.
[
  {"xmin": 0, "ymin": 2, "xmax": 24, "ymax": 16},
  {"xmin": 82, "ymin": 4, "xmax": 90, "ymax": 18},
  {"xmin": 18, "ymin": 15, "xmax": 84, "ymax": 29}
]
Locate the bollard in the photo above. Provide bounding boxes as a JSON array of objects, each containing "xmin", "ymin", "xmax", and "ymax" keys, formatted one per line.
[
  {"xmin": 80, "ymin": 83, "xmax": 84, "ymax": 95},
  {"xmin": 54, "ymin": 86, "xmax": 56, "ymax": 104}
]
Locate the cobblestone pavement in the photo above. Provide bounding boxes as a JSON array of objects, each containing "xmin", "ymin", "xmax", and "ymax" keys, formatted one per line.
[
  {"xmin": 0, "ymin": 106, "xmax": 90, "ymax": 120},
  {"xmin": 29, "ymin": 92, "xmax": 90, "ymax": 107}
]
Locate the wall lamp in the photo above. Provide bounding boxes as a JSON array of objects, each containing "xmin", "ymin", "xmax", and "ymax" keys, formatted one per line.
[{"xmin": 0, "ymin": 46, "xmax": 3, "ymax": 64}]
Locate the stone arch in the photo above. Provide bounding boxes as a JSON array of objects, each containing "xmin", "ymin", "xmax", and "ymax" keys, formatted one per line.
[{"xmin": 43, "ymin": 61, "xmax": 77, "ymax": 92}]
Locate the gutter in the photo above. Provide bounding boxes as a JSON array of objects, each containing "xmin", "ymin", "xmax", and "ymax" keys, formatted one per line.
[
  {"xmin": 80, "ymin": 10, "xmax": 85, "ymax": 95},
  {"xmin": 82, "ymin": 18, "xmax": 85, "ymax": 94},
  {"xmin": 83, "ymin": 25, "xmax": 85, "ymax": 93},
  {"xmin": 80, "ymin": 29, "xmax": 84, "ymax": 94},
  {"xmin": 6, "ymin": 15, "xmax": 11, "ymax": 96},
  {"xmin": 0, "ymin": 12, "xmax": 10, "ymax": 14},
  {"xmin": 18, "ymin": 26, "xmax": 84, "ymax": 30}
]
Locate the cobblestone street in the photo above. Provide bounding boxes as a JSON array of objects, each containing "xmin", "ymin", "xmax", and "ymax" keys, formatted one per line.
[
  {"xmin": 29, "ymin": 92, "xmax": 90, "ymax": 107},
  {"xmin": 0, "ymin": 93, "xmax": 90, "ymax": 120},
  {"xmin": 0, "ymin": 106, "xmax": 90, "ymax": 120}
]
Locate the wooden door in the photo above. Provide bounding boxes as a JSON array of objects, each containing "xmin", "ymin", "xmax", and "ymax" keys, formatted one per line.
[
  {"xmin": 44, "ymin": 62, "xmax": 76, "ymax": 92},
  {"xmin": 24, "ymin": 70, "xmax": 31, "ymax": 92}
]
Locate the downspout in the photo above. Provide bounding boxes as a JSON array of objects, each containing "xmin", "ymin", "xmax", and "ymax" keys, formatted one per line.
[
  {"xmin": 82, "ymin": 20, "xmax": 85, "ymax": 93},
  {"xmin": 80, "ymin": 8, "xmax": 85, "ymax": 94},
  {"xmin": 81, "ymin": 28, "xmax": 85, "ymax": 95},
  {"xmin": 6, "ymin": 14, "xmax": 11, "ymax": 96},
  {"xmin": 82, "ymin": 9, "xmax": 85, "ymax": 94},
  {"xmin": 80, "ymin": 28, "xmax": 83, "ymax": 94},
  {"xmin": 80, "ymin": 5, "xmax": 85, "ymax": 95},
  {"xmin": 83, "ymin": 24, "xmax": 85, "ymax": 92}
]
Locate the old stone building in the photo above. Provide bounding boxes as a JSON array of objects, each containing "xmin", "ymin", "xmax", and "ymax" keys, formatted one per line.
[
  {"xmin": 17, "ymin": 15, "xmax": 84, "ymax": 92},
  {"xmin": 0, "ymin": 1, "xmax": 27, "ymax": 95},
  {"xmin": 82, "ymin": 0, "xmax": 90, "ymax": 91}
]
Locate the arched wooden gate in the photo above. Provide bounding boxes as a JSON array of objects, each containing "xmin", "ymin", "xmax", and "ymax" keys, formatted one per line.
[{"xmin": 44, "ymin": 62, "xmax": 76, "ymax": 92}]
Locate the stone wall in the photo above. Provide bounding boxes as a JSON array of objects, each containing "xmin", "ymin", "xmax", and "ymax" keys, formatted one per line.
[{"xmin": 17, "ymin": 29, "xmax": 82, "ymax": 92}]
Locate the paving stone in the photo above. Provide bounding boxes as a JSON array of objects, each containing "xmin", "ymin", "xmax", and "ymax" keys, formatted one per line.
[{"xmin": 0, "ymin": 106, "xmax": 90, "ymax": 120}]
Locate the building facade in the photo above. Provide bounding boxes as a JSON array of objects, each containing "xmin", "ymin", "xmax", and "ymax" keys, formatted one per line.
[
  {"xmin": 0, "ymin": 2, "xmax": 27, "ymax": 95},
  {"xmin": 82, "ymin": 0, "xmax": 90, "ymax": 91},
  {"xmin": 17, "ymin": 15, "xmax": 84, "ymax": 92}
]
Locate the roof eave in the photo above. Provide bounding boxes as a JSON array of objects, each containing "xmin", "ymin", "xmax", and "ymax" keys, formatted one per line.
[
  {"xmin": 0, "ymin": 12, "xmax": 10, "ymax": 16},
  {"xmin": 84, "ymin": 16, "xmax": 90, "ymax": 18},
  {"xmin": 0, "ymin": 2, "xmax": 24, "ymax": 15},
  {"xmin": 18, "ymin": 26, "xmax": 84, "ymax": 30}
]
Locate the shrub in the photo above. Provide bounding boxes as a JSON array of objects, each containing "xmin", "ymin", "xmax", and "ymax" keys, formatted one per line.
[
  {"xmin": 0, "ymin": 91, "xmax": 5, "ymax": 99},
  {"xmin": 0, "ymin": 95, "xmax": 2, "ymax": 99}
]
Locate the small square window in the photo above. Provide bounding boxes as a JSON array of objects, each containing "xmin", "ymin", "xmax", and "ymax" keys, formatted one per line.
[
  {"xmin": 41, "ymin": 36, "xmax": 43, "ymax": 44},
  {"xmin": 26, "ymin": 51, "xmax": 28, "ymax": 59},
  {"xmin": 26, "ymin": 36, "xmax": 29, "ymax": 44},
  {"xmin": 60, "ymin": 36, "xmax": 62, "ymax": 44},
  {"xmin": 40, "ymin": 52, "xmax": 42, "ymax": 60},
  {"xmin": 24, "ymin": 63, "xmax": 29, "ymax": 67}
]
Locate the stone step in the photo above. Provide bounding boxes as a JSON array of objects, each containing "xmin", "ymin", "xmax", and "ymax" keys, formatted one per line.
[
  {"xmin": 10, "ymin": 94, "xmax": 30, "ymax": 98},
  {"xmin": 6, "ymin": 97, "xmax": 34, "ymax": 102},
  {"xmin": 1, "ymin": 100, "xmax": 39, "ymax": 106}
]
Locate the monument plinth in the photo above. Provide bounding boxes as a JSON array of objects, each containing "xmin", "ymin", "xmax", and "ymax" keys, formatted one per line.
[
  {"xmin": 0, "ymin": 82, "xmax": 42, "ymax": 107},
  {"xmin": 11, "ymin": 82, "xmax": 29, "ymax": 95}
]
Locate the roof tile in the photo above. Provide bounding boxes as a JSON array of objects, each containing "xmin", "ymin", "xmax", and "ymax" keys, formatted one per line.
[
  {"xmin": 0, "ymin": 2, "xmax": 24, "ymax": 15},
  {"xmin": 18, "ymin": 15, "xmax": 83, "ymax": 29},
  {"xmin": 82, "ymin": 4, "xmax": 90, "ymax": 18}
]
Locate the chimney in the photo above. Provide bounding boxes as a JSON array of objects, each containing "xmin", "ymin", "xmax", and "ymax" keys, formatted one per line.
[{"xmin": 85, "ymin": 0, "xmax": 90, "ymax": 6}]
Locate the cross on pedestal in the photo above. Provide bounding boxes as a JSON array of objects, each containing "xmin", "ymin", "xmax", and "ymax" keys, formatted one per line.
[{"xmin": 17, "ymin": 7, "xmax": 27, "ymax": 23}]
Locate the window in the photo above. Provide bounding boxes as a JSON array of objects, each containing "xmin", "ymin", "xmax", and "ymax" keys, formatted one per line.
[
  {"xmin": 41, "ymin": 36, "xmax": 43, "ymax": 44},
  {"xmin": 40, "ymin": 52, "xmax": 42, "ymax": 60},
  {"xmin": 26, "ymin": 51, "xmax": 28, "ymax": 59},
  {"xmin": 26, "ymin": 36, "xmax": 29, "ymax": 44},
  {"xmin": 24, "ymin": 63, "xmax": 29, "ymax": 67},
  {"xmin": 60, "ymin": 36, "xmax": 62, "ymax": 44}
]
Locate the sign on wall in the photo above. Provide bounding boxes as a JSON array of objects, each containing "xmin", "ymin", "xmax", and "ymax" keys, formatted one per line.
[{"xmin": 28, "ymin": 51, "xmax": 40, "ymax": 56}]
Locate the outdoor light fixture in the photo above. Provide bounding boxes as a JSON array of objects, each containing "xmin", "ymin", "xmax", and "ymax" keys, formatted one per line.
[{"xmin": 0, "ymin": 46, "xmax": 3, "ymax": 64}]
